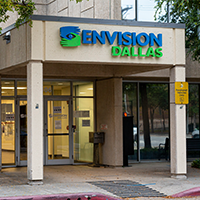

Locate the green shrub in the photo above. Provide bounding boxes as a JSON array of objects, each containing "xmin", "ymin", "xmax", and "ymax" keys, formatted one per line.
[{"xmin": 191, "ymin": 159, "xmax": 200, "ymax": 168}]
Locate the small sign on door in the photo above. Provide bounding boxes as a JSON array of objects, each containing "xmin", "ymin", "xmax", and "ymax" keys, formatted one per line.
[
  {"xmin": 82, "ymin": 120, "xmax": 90, "ymax": 127},
  {"xmin": 53, "ymin": 106, "xmax": 62, "ymax": 113},
  {"xmin": 6, "ymin": 113, "xmax": 15, "ymax": 121},
  {"xmin": 55, "ymin": 120, "xmax": 62, "ymax": 129}
]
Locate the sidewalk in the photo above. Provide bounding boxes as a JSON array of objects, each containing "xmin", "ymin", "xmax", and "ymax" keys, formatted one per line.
[{"xmin": 0, "ymin": 162, "xmax": 200, "ymax": 199}]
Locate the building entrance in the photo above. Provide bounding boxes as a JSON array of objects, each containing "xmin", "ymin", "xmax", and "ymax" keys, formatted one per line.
[
  {"xmin": 44, "ymin": 97, "xmax": 73, "ymax": 165},
  {"xmin": 1, "ymin": 80, "xmax": 94, "ymax": 167}
]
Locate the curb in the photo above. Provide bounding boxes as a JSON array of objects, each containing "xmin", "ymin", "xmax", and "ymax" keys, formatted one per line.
[
  {"xmin": 0, "ymin": 193, "xmax": 121, "ymax": 200},
  {"xmin": 171, "ymin": 187, "xmax": 200, "ymax": 198}
]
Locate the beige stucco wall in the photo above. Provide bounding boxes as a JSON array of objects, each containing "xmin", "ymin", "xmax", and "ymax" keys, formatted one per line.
[{"xmin": 0, "ymin": 23, "xmax": 31, "ymax": 71}]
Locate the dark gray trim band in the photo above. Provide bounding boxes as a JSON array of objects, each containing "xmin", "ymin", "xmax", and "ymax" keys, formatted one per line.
[
  {"xmin": 0, "ymin": 14, "xmax": 185, "ymax": 35},
  {"xmin": 31, "ymin": 15, "xmax": 185, "ymax": 29},
  {"xmin": 1, "ymin": 23, "xmax": 16, "ymax": 35}
]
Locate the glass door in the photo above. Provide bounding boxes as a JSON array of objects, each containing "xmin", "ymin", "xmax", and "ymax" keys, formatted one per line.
[
  {"xmin": 1, "ymin": 99, "xmax": 16, "ymax": 166},
  {"xmin": 44, "ymin": 97, "xmax": 73, "ymax": 165},
  {"xmin": 17, "ymin": 99, "xmax": 27, "ymax": 166}
]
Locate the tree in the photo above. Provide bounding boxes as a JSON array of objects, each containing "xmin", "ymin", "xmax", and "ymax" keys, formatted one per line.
[
  {"xmin": 0, "ymin": 0, "xmax": 35, "ymax": 32},
  {"xmin": 0, "ymin": 0, "xmax": 85, "ymax": 32},
  {"xmin": 155, "ymin": 0, "xmax": 200, "ymax": 62}
]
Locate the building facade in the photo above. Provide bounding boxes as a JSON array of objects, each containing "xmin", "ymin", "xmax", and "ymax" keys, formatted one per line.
[{"xmin": 0, "ymin": 0, "xmax": 197, "ymax": 184}]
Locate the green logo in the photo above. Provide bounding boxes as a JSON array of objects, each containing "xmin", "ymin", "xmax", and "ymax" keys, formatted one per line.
[{"xmin": 60, "ymin": 26, "xmax": 81, "ymax": 47}]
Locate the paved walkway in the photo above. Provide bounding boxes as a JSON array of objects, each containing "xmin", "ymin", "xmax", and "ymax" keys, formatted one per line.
[{"xmin": 0, "ymin": 162, "xmax": 200, "ymax": 199}]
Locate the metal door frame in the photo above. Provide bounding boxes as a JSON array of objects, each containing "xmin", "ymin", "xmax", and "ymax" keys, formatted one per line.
[
  {"xmin": 16, "ymin": 97, "xmax": 27, "ymax": 166},
  {"xmin": 44, "ymin": 96, "xmax": 74, "ymax": 165}
]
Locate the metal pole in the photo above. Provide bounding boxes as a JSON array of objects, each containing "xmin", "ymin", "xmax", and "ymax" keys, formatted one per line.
[
  {"xmin": 167, "ymin": 2, "xmax": 170, "ymax": 23},
  {"xmin": 198, "ymin": 10, "xmax": 200, "ymax": 40},
  {"xmin": 135, "ymin": 0, "xmax": 138, "ymax": 21},
  {"xmin": 137, "ymin": 82, "xmax": 140, "ymax": 162}
]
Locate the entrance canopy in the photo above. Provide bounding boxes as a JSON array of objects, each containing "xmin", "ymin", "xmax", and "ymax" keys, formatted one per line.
[{"xmin": 0, "ymin": 15, "xmax": 185, "ymax": 78}]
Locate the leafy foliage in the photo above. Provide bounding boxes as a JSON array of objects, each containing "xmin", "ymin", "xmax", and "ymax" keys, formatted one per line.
[
  {"xmin": 0, "ymin": 0, "xmax": 36, "ymax": 32},
  {"xmin": 154, "ymin": 0, "xmax": 200, "ymax": 62},
  {"xmin": 191, "ymin": 159, "xmax": 200, "ymax": 168},
  {"xmin": 73, "ymin": 0, "xmax": 87, "ymax": 2}
]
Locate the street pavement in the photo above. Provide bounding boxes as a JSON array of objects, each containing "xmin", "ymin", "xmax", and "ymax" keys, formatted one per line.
[{"xmin": 0, "ymin": 162, "xmax": 200, "ymax": 199}]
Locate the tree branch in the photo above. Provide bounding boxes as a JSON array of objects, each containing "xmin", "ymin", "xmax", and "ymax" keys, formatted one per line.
[{"xmin": 12, "ymin": 0, "xmax": 27, "ymax": 6}]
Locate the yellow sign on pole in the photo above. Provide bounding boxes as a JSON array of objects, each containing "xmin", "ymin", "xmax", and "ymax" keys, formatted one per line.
[{"xmin": 175, "ymin": 82, "xmax": 189, "ymax": 104}]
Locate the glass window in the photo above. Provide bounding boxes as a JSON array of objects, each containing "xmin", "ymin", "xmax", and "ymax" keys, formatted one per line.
[
  {"xmin": 121, "ymin": 0, "xmax": 136, "ymax": 20},
  {"xmin": 17, "ymin": 81, "xmax": 27, "ymax": 95},
  {"xmin": 73, "ymin": 98, "xmax": 94, "ymax": 163},
  {"xmin": 123, "ymin": 82, "xmax": 137, "ymax": 162},
  {"xmin": 43, "ymin": 81, "xmax": 71, "ymax": 96},
  {"xmin": 139, "ymin": 83, "xmax": 169, "ymax": 160},
  {"xmin": 121, "ymin": 0, "xmax": 167, "ymax": 22},
  {"xmin": 1, "ymin": 99, "xmax": 15, "ymax": 165},
  {"xmin": 73, "ymin": 82, "xmax": 93, "ymax": 97},
  {"xmin": 186, "ymin": 84, "xmax": 200, "ymax": 159},
  {"xmin": 1, "ymin": 81, "xmax": 15, "ymax": 96},
  {"xmin": 187, "ymin": 84, "xmax": 199, "ymax": 139},
  {"xmin": 138, "ymin": 0, "xmax": 156, "ymax": 22}
]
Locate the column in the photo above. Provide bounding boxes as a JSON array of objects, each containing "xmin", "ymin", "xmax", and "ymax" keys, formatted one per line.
[
  {"xmin": 170, "ymin": 66, "xmax": 187, "ymax": 178},
  {"xmin": 27, "ymin": 61, "xmax": 43, "ymax": 184},
  {"xmin": 96, "ymin": 78, "xmax": 123, "ymax": 166}
]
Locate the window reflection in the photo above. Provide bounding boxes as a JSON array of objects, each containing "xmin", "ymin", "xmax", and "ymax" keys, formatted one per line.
[
  {"xmin": 121, "ymin": 0, "xmax": 136, "ymax": 20},
  {"xmin": 186, "ymin": 84, "xmax": 200, "ymax": 159},
  {"xmin": 123, "ymin": 83, "xmax": 137, "ymax": 162},
  {"xmin": 123, "ymin": 82, "xmax": 170, "ymax": 162},
  {"xmin": 187, "ymin": 84, "xmax": 199, "ymax": 139},
  {"xmin": 139, "ymin": 83, "xmax": 169, "ymax": 160}
]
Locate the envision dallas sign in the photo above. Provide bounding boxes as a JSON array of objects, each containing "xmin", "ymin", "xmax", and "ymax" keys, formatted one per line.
[{"xmin": 60, "ymin": 26, "xmax": 163, "ymax": 58}]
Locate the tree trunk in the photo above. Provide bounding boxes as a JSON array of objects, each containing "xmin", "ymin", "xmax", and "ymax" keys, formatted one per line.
[
  {"xmin": 140, "ymin": 83, "xmax": 151, "ymax": 149},
  {"xmin": 162, "ymin": 110, "xmax": 166, "ymax": 131},
  {"xmin": 150, "ymin": 108, "xmax": 154, "ymax": 133},
  {"xmin": 194, "ymin": 114, "xmax": 196, "ymax": 129}
]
